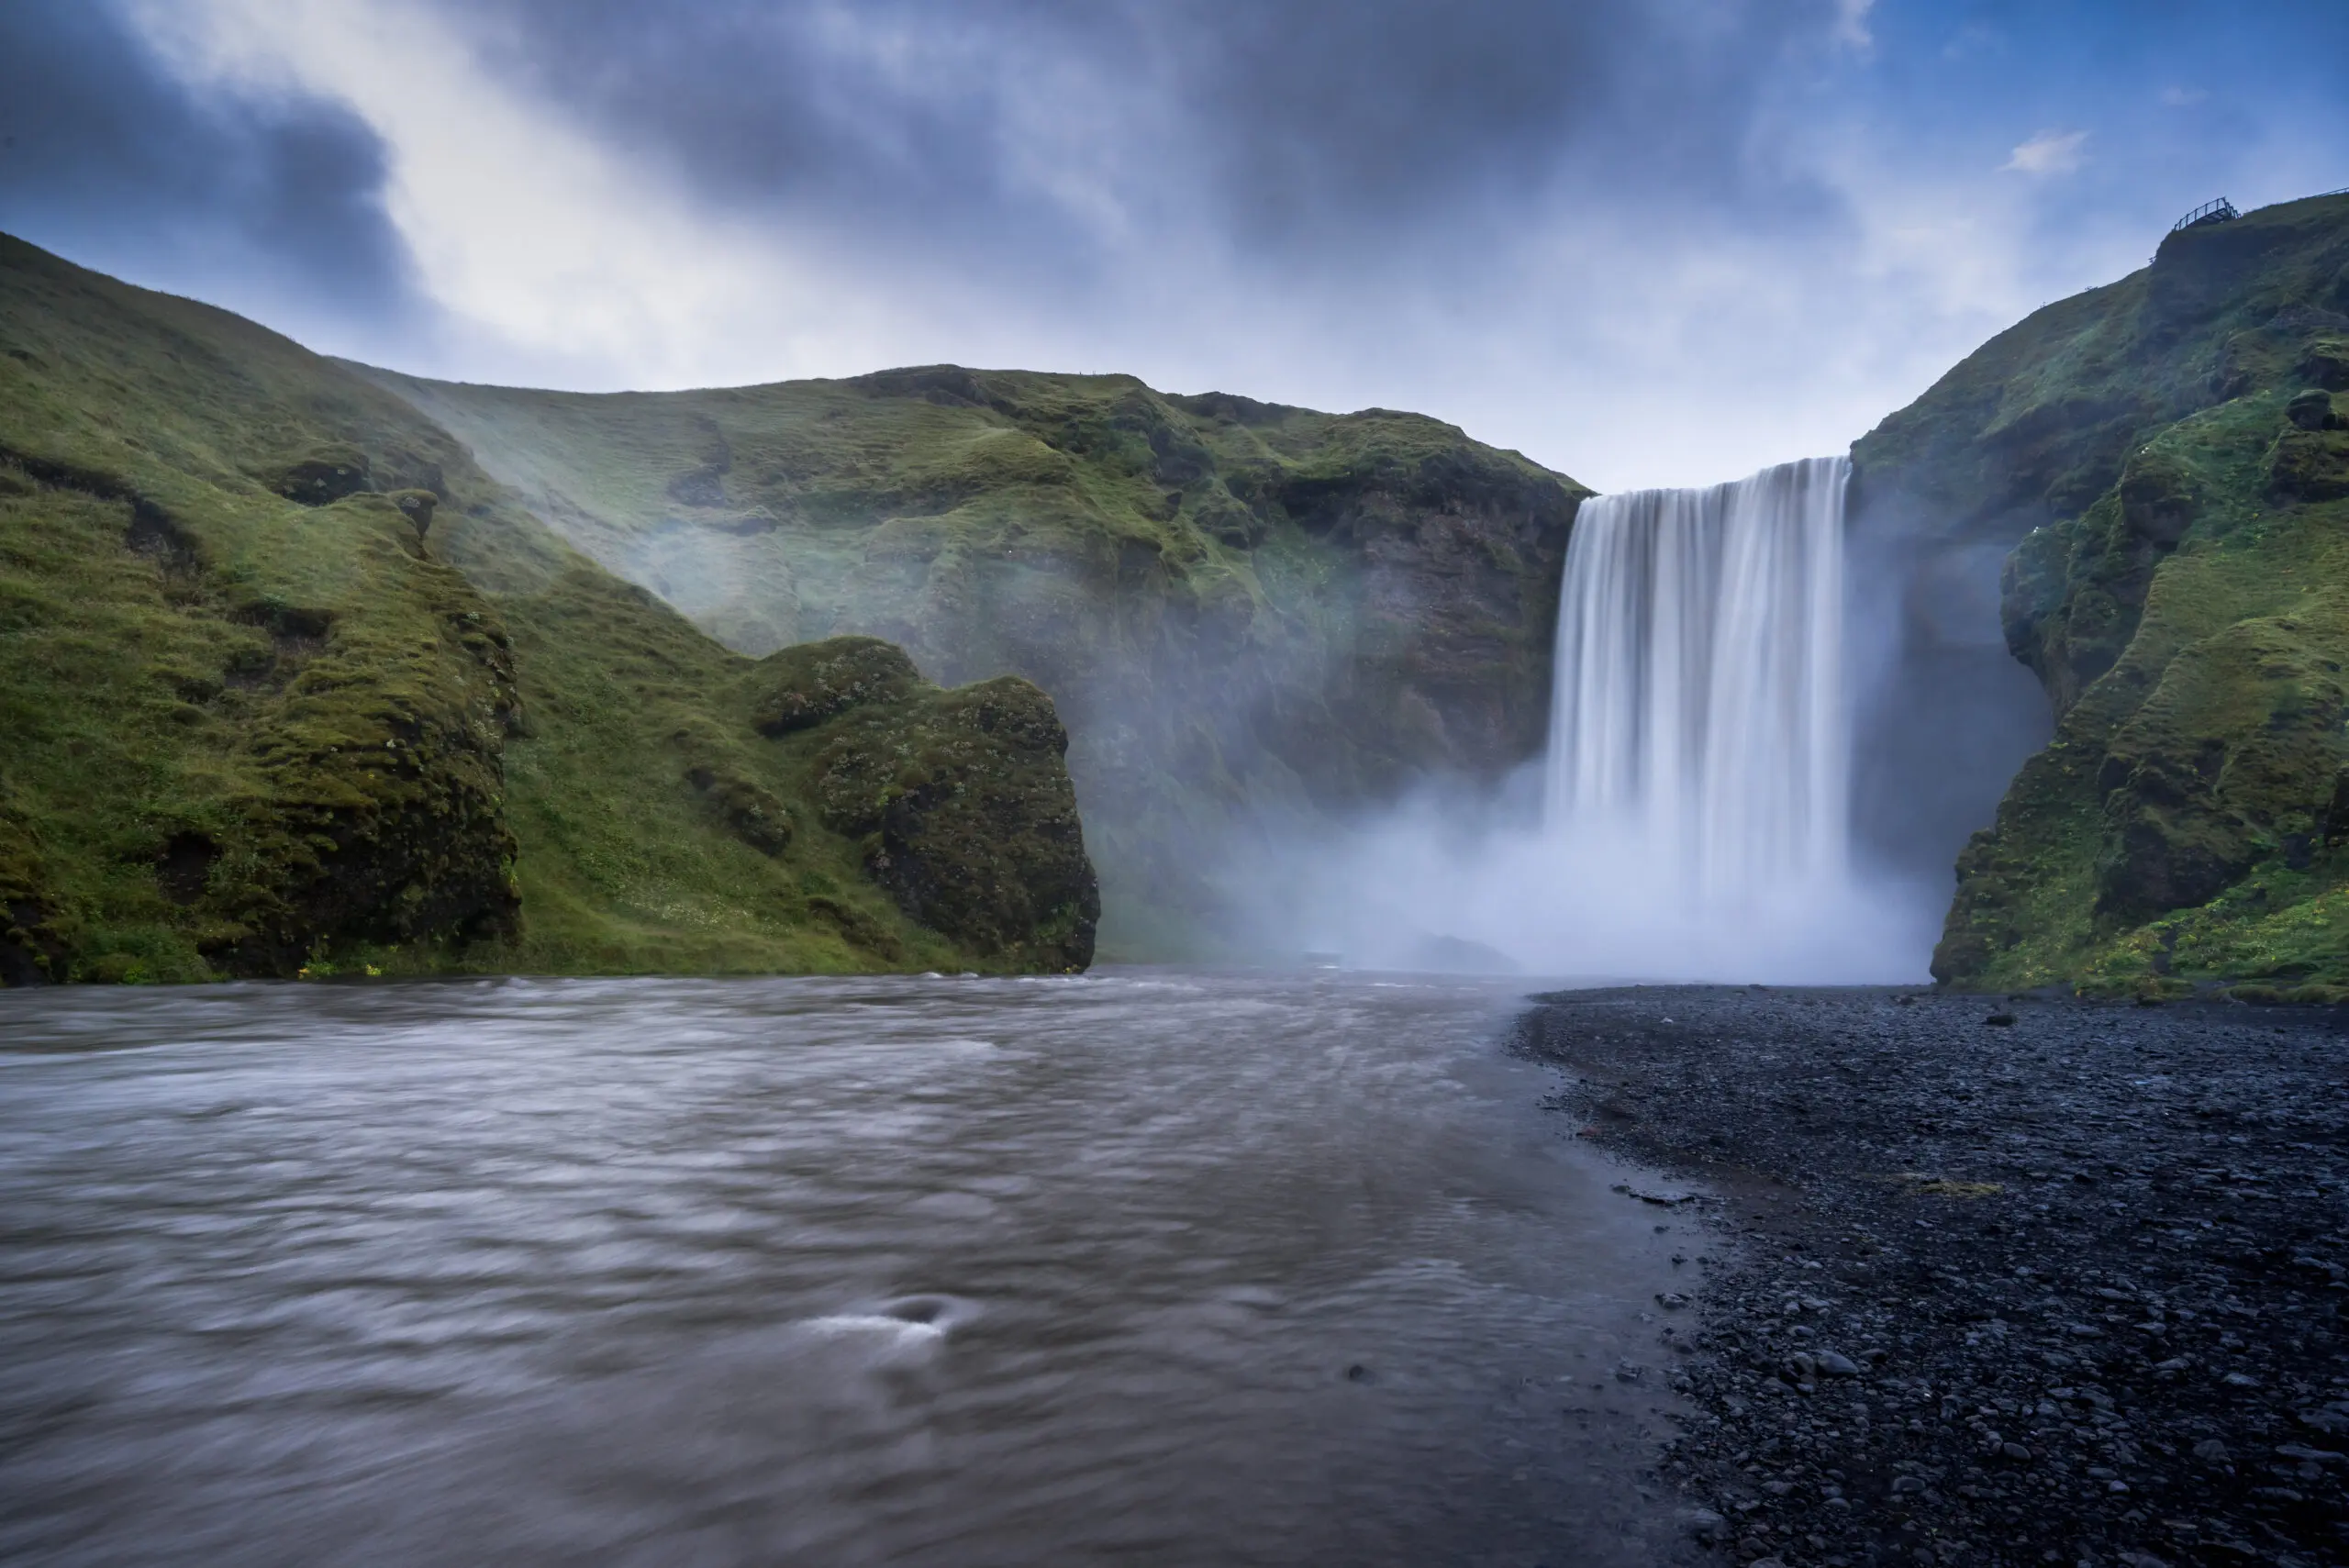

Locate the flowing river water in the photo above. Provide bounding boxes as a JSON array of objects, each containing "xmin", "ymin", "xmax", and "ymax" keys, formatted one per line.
[{"xmin": 0, "ymin": 971, "xmax": 1697, "ymax": 1567}]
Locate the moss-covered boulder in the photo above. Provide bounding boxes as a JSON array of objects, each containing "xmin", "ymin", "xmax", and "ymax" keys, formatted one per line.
[
  {"xmin": 774, "ymin": 648, "xmax": 1097, "ymax": 970},
  {"xmin": 1852, "ymin": 191, "xmax": 2349, "ymax": 995},
  {"xmin": 749, "ymin": 636, "xmax": 919, "ymax": 735}
]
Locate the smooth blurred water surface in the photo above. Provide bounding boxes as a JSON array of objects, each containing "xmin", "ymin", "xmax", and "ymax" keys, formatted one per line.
[{"xmin": 0, "ymin": 970, "xmax": 1692, "ymax": 1566}]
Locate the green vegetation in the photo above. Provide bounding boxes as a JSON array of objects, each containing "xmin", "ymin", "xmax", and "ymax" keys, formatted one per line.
[
  {"xmin": 1854, "ymin": 193, "xmax": 2349, "ymax": 996},
  {"xmin": 362, "ymin": 363, "xmax": 1586, "ymax": 955},
  {"xmin": 0, "ymin": 234, "xmax": 1094, "ymax": 982}
]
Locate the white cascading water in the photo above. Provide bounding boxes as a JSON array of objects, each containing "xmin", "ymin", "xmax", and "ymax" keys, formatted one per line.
[
  {"xmin": 1258, "ymin": 451, "xmax": 1926, "ymax": 982},
  {"xmin": 1543, "ymin": 455, "xmax": 1850, "ymax": 906}
]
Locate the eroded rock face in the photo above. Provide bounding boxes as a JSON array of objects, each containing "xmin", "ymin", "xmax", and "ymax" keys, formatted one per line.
[
  {"xmin": 783, "ymin": 647, "xmax": 1098, "ymax": 971},
  {"xmin": 2092, "ymin": 614, "xmax": 2349, "ymax": 923}
]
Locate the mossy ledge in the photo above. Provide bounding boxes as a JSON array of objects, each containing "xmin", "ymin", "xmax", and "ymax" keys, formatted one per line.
[
  {"xmin": 0, "ymin": 232, "xmax": 1095, "ymax": 982},
  {"xmin": 1853, "ymin": 191, "xmax": 2349, "ymax": 997}
]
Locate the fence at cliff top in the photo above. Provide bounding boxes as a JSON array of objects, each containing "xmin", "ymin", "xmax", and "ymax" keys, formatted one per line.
[
  {"xmin": 1543, "ymin": 456, "xmax": 1851, "ymax": 906},
  {"xmin": 2171, "ymin": 197, "xmax": 2240, "ymax": 234}
]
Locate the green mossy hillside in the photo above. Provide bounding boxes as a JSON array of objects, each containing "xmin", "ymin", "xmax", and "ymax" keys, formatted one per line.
[
  {"xmin": 0, "ymin": 460, "xmax": 519, "ymax": 983},
  {"xmin": 362, "ymin": 361, "xmax": 1586, "ymax": 955},
  {"xmin": 0, "ymin": 233, "xmax": 1095, "ymax": 982},
  {"xmin": 1852, "ymin": 193, "xmax": 2349, "ymax": 995}
]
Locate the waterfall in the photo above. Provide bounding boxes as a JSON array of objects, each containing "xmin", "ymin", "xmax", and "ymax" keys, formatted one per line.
[
  {"xmin": 1266, "ymin": 451, "xmax": 1920, "ymax": 984},
  {"xmin": 1543, "ymin": 456, "xmax": 1850, "ymax": 904}
]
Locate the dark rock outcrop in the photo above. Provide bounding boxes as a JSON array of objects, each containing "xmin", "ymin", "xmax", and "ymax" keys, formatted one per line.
[{"xmin": 787, "ymin": 655, "xmax": 1098, "ymax": 971}]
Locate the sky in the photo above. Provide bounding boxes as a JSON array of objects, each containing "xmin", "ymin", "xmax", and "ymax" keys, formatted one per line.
[{"xmin": 3, "ymin": 1, "xmax": 2345, "ymax": 490}]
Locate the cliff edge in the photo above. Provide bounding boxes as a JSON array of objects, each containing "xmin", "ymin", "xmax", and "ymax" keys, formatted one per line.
[{"xmin": 1854, "ymin": 192, "xmax": 2349, "ymax": 996}]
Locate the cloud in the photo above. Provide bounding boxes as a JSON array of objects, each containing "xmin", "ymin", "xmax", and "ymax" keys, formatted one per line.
[
  {"xmin": 19, "ymin": 0, "xmax": 2347, "ymax": 494},
  {"xmin": 2160, "ymin": 85, "xmax": 2210, "ymax": 108},
  {"xmin": 2001, "ymin": 128, "xmax": 2089, "ymax": 176},
  {"xmin": 376, "ymin": 0, "xmax": 1847, "ymax": 283},
  {"xmin": 0, "ymin": 0, "xmax": 419, "ymax": 345},
  {"xmin": 128, "ymin": 0, "xmax": 941, "ymax": 389},
  {"xmin": 114, "ymin": 0, "xmax": 1909, "ymax": 484},
  {"xmin": 1834, "ymin": 0, "xmax": 1876, "ymax": 50}
]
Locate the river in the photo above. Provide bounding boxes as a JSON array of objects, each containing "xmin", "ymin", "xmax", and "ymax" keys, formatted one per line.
[{"xmin": 0, "ymin": 971, "xmax": 1696, "ymax": 1566}]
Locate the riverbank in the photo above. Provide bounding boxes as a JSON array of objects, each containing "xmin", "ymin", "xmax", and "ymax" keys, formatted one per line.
[{"xmin": 1518, "ymin": 985, "xmax": 2349, "ymax": 1568}]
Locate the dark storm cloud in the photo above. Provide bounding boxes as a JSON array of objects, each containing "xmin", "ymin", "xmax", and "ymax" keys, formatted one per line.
[
  {"xmin": 431, "ymin": 0, "xmax": 1842, "ymax": 269},
  {"xmin": 1161, "ymin": 0, "xmax": 1823, "ymax": 240},
  {"xmin": 0, "ymin": 0, "xmax": 415, "ymax": 319}
]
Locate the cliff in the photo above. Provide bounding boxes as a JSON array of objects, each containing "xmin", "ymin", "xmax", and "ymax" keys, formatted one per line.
[
  {"xmin": 1852, "ymin": 191, "xmax": 2349, "ymax": 997},
  {"xmin": 359, "ymin": 364, "xmax": 1586, "ymax": 954},
  {"xmin": 0, "ymin": 235, "xmax": 1095, "ymax": 983}
]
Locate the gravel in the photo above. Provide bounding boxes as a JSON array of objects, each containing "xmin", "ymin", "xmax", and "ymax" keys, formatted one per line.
[{"xmin": 1517, "ymin": 985, "xmax": 2349, "ymax": 1568}]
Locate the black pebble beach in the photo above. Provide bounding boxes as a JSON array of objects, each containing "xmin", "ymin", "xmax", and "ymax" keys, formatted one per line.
[{"xmin": 1519, "ymin": 986, "xmax": 2349, "ymax": 1568}]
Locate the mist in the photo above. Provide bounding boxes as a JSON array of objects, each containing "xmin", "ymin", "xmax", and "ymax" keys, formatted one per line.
[
  {"xmin": 1217, "ymin": 455, "xmax": 1954, "ymax": 986},
  {"xmin": 1224, "ymin": 773, "xmax": 1941, "ymax": 984}
]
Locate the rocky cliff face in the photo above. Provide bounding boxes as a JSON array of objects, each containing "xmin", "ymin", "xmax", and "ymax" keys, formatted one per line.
[
  {"xmin": 0, "ymin": 235, "xmax": 1094, "ymax": 982},
  {"xmin": 1851, "ymin": 191, "xmax": 2349, "ymax": 996},
  {"xmin": 364, "ymin": 365, "xmax": 1586, "ymax": 954}
]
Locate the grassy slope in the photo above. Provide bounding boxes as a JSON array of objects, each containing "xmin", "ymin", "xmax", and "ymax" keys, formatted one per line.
[
  {"xmin": 0, "ymin": 235, "xmax": 1090, "ymax": 980},
  {"xmin": 362, "ymin": 364, "xmax": 1586, "ymax": 956},
  {"xmin": 1854, "ymin": 193, "xmax": 2349, "ymax": 996}
]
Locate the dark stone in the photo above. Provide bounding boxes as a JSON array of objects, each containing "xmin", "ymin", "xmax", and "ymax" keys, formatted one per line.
[
  {"xmin": 261, "ymin": 443, "xmax": 372, "ymax": 506},
  {"xmin": 2299, "ymin": 338, "xmax": 2349, "ymax": 391},
  {"xmin": 388, "ymin": 488, "xmax": 437, "ymax": 539},
  {"xmin": 2284, "ymin": 388, "xmax": 2343, "ymax": 432},
  {"xmin": 153, "ymin": 832, "xmax": 218, "ymax": 906}
]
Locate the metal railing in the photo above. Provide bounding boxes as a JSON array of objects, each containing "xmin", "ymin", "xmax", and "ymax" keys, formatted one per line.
[{"xmin": 2169, "ymin": 197, "xmax": 2240, "ymax": 234}]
